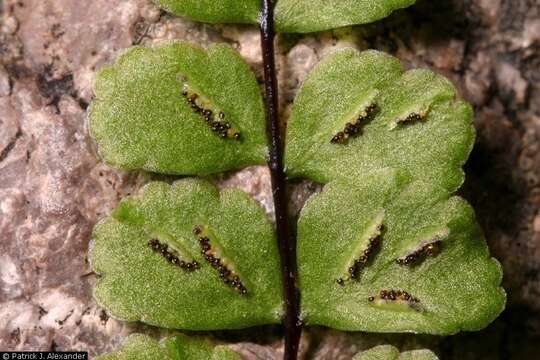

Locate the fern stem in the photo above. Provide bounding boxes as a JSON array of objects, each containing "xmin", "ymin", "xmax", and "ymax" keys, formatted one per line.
[{"xmin": 260, "ymin": 1, "xmax": 302, "ymax": 359}]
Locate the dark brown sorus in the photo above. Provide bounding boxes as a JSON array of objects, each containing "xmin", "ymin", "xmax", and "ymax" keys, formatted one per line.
[
  {"xmin": 181, "ymin": 90, "xmax": 241, "ymax": 140},
  {"xmin": 331, "ymin": 103, "xmax": 377, "ymax": 144},
  {"xmin": 396, "ymin": 112, "xmax": 424, "ymax": 125},
  {"xmin": 396, "ymin": 240, "xmax": 441, "ymax": 266},
  {"xmin": 368, "ymin": 289, "xmax": 419, "ymax": 304},
  {"xmin": 336, "ymin": 224, "xmax": 382, "ymax": 285},
  {"xmin": 148, "ymin": 238, "xmax": 200, "ymax": 271},
  {"xmin": 193, "ymin": 226, "xmax": 248, "ymax": 295}
]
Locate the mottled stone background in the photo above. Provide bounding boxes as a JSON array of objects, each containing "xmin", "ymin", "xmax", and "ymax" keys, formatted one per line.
[{"xmin": 1, "ymin": 0, "xmax": 539, "ymax": 358}]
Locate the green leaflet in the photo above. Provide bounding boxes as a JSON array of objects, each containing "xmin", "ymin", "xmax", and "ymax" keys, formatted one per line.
[
  {"xmin": 354, "ymin": 345, "xmax": 438, "ymax": 360},
  {"xmin": 89, "ymin": 42, "xmax": 267, "ymax": 176},
  {"xmin": 284, "ymin": 49, "xmax": 475, "ymax": 193},
  {"xmin": 275, "ymin": 0, "xmax": 416, "ymax": 33},
  {"xmin": 91, "ymin": 179, "xmax": 283, "ymax": 330},
  {"xmin": 297, "ymin": 169, "xmax": 505, "ymax": 334},
  {"xmin": 89, "ymin": 34, "xmax": 505, "ymax": 355},
  {"xmin": 97, "ymin": 333, "xmax": 240, "ymax": 360},
  {"xmin": 155, "ymin": 0, "xmax": 260, "ymax": 25},
  {"xmin": 153, "ymin": 0, "xmax": 416, "ymax": 33}
]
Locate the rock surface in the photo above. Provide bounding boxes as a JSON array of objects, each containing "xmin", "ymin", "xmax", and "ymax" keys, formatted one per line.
[{"xmin": 1, "ymin": 0, "xmax": 539, "ymax": 358}]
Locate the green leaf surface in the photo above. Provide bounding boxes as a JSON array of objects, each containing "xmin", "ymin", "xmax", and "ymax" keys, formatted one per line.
[
  {"xmin": 354, "ymin": 345, "xmax": 438, "ymax": 360},
  {"xmin": 153, "ymin": 0, "xmax": 415, "ymax": 32},
  {"xmin": 284, "ymin": 49, "xmax": 475, "ymax": 192},
  {"xmin": 155, "ymin": 0, "xmax": 260, "ymax": 25},
  {"xmin": 91, "ymin": 179, "xmax": 283, "ymax": 330},
  {"xmin": 89, "ymin": 42, "xmax": 267, "ymax": 176},
  {"xmin": 97, "ymin": 333, "xmax": 240, "ymax": 360},
  {"xmin": 297, "ymin": 169, "xmax": 505, "ymax": 334},
  {"xmin": 275, "ymin": 0, "xmax": 416, "ymax": 33}
]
